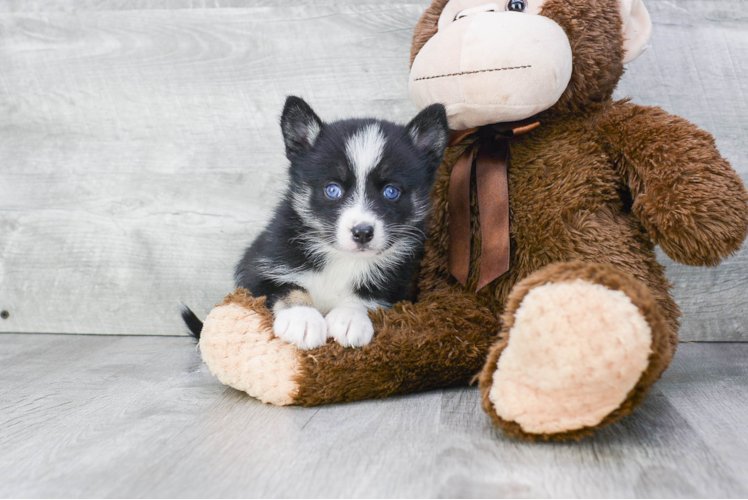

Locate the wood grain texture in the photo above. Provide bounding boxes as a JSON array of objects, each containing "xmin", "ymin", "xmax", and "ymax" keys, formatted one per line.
[
  {"xmin": 1, "ymin": 334, "xmax": 747, "ymax": 498},
  {"xmin": 0, "ymin": 2, "xmax": 423, "ymax": 335},
  {"xmin": 0, "ymin": 0, "xmax": 429, "ymax": 12},
  {"xmin": 0, "ymin": 0, "xmax": 746, "ymax": 338}
]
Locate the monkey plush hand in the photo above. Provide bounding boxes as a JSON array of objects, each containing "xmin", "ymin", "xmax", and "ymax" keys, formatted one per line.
[{"xmin": 198, "ymin": 0, "xmax": 748, "ymax": 440}]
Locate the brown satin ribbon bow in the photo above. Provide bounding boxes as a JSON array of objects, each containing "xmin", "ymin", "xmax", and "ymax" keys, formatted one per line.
[{"xmin": 447, "ymin": 120, "xmax": 540, "ymax": 291}]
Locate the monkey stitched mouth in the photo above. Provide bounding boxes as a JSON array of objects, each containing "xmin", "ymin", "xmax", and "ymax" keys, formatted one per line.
[{"xmin": 414, "ymin": 65, "xmax": 532, "ymax": 81}]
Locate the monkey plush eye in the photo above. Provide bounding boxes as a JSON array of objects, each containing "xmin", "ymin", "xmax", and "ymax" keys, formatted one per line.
[
  {"xmin": 507, "ymin": 0, "xmax": 527, "ymax": 12},
  {"xmin": 383, "ymin": 185, "xmax": 400, "ymax": 200},
  {"xmin": 325, "ymin": 184, "xmax": 342, "ymax": 199}
]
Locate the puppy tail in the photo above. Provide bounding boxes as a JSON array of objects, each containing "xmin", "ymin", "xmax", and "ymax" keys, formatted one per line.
[{"xmin": 179, "ymin": 302, "xmax": 203, "ymax": 341}]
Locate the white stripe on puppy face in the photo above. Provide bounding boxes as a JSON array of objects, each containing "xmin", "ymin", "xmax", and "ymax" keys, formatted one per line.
[
  {"xmin": 291, "ymin": 186, "xmax": 324, "ymax": 231},
  {"xmin": 346, "ymin": 124, "xmax": 386, "ymax": 188},
  {"xmin": 336, "ymin": 124, "xmax": 387, "ymax": 254}
]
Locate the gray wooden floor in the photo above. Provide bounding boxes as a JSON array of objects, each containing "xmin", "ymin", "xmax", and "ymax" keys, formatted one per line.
[{"xmin": 1, "ymin": 335, "xmax": 747, "ymax": 498}]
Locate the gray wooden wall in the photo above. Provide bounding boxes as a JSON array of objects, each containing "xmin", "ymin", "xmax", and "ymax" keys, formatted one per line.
[{"xmin": 0, "ymin": 0, "xmax": 746, "ymax": 339}]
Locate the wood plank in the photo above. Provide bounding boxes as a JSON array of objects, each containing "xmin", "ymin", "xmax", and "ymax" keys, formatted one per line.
[
  {"xmin": 654, "ymin": 342, "xmax": 748, "ymax": 491},
  {"xmin": 0, "ymin": 3, "xmax": 425, "ymax": 335},
  {"xmin": 0, "ymin": 0, "xmax": 746, "ymax": 339},
  {"xmin": 1, "ymin": 334, "xmax": 747, "ymax": 497},
  {"xmin": 0, "ymin": 0, "xmax": 429, "ymax": 13}
]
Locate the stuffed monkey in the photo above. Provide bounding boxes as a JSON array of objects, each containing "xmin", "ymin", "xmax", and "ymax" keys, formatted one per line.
[{"xmin": 198, "ymin": 0, "xmax": 748, "ymax": 440}]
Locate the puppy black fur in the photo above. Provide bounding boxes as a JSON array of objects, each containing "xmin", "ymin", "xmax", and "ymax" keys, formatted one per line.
[{"xmin": 183, "ymin": 97, "xmax": 448, "ymax": 342}]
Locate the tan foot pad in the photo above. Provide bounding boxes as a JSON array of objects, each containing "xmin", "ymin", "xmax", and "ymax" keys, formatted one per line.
[
  {"xmin": 489, "ymin": 279, "xmax": 652, "ymax": 434},
  {"xmin": 200, "ymin": 302, "xmax": 301, "ymax": 405}
]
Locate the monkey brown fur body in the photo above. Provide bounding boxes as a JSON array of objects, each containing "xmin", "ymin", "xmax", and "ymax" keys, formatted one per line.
[{"xmin": 198, "ymin": 0, "xmax": 748, "ymax": 440}]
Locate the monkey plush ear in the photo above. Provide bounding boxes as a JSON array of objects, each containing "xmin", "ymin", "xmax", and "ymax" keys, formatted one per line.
[
  {"xmin": 620, "ymin": 0, "xmax": 653, "ymax": 64},
  {"xmin": 404, "ymin": 104, "xmax": 450, "ymax": 167},
  {"xmin": 280, "ymin": 96, "xmax": 323, "ymax": 160}
]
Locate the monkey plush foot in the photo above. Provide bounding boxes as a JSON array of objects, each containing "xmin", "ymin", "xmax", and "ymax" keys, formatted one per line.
[
  {"xmin": 479, "ymin": 262, "xmax": 675, "ymax": 441},
  {"xmin": 199, "ymin": 291, "xmax": 302, "ymax": 405}
]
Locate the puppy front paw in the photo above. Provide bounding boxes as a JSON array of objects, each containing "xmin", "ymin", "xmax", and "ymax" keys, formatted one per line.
[
  {"xmin": 325, "ymin": 307, "xmax": 374, "ymax": 348},
  {"xmin": 273, "ymin": 306, "xmax": 328, "ymax": 350}
]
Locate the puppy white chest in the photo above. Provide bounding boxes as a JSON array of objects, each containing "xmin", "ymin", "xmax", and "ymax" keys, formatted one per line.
[{"xmin": 297, "ymin": 254, "xmax": 378, "ymax": 315}]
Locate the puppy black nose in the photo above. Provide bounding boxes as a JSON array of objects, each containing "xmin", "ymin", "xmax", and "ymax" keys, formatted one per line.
[{"xmin": 351, "ymin": 224, "xmax": 374, "ymax": 244}]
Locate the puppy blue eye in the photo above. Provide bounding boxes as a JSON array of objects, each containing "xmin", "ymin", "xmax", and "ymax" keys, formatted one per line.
[
  {"xmin": 325, "ymin": 184, "xmax": 342, "ymax": 199},
  {"xmin": 383, "ymin": 185, "xmax": 400, "ymax": 200},
  {"xmin": 507, "ymin": 0, "xmax": 526, "ymax": 12}
]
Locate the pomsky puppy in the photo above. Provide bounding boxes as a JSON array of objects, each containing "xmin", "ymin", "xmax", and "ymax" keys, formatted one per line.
[{"xmin": 183, "ymin": 96, "xmax": 449, "ymax": 350}]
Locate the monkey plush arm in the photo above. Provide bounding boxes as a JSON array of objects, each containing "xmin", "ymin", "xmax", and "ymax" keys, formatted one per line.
[{"xmin": 599, "ymin": 102, "xmax": 748, "ymax": 266}]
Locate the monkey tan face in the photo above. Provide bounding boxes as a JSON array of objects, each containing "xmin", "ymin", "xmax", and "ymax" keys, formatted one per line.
[{"xmin": 409, "ymin": 0, "xmax": 653, "ymax": 130}]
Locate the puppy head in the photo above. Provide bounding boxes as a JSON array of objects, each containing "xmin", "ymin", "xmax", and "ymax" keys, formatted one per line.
[{"xmin": 282, "ymin": 97, "xmax": 449, "ymax": 258}]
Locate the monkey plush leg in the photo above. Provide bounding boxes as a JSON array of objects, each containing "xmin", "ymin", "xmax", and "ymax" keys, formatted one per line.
[
  {"xmin": 199, "ymin": 287, "xmax": 500, "ymax": 406},
  {"xmin": 479, "ymin": 261, "xmax": 676, "ymax": 441}
]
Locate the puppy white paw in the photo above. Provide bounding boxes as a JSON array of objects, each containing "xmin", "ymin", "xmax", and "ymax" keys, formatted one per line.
[
  {"xmin": 325, "ymin": 307, "xmax": 374, "ymax": 348},
  {"xmin": 273, "ymin": 306, "xmax": 328, "ymax": 350}
]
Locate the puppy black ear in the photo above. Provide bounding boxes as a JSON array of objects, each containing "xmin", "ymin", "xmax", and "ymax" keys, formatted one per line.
[
  {"xmin": 404, "ymin": 104, "xmax": 449, "ymax": 166},
  {"xmin": 280, "ymin": 96, "xmax": 323, "ymax": 160}
]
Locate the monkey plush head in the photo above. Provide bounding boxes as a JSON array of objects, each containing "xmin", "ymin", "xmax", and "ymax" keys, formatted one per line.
[{"xmin": 409, "ymin": 0, "xmax": 652, "ymax": 129}]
